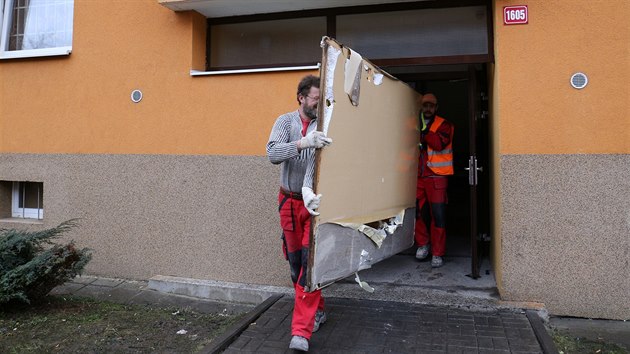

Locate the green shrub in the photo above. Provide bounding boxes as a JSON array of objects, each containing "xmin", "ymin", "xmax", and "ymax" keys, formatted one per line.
[{"xmin": 0, "ymin": 219, "xmax": 92, "ymax": 305}]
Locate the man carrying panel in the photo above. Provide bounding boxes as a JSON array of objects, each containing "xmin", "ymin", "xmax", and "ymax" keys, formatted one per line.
[{"xmin": 266, "ymin": 75, "xmax": 332, "ymax": 352}]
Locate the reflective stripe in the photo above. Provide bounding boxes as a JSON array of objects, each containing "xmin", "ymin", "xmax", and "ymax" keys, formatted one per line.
[
  {"xmin": 428, "ymin": 149, "xmax": 453, "ymax": 156},
  {"xmin": 427, "ymin": 161, "xmax": 453, "ymax": 167},
  {"xmin": 426, "ymin": 116, "xmax": 454, "ymax": 175}
]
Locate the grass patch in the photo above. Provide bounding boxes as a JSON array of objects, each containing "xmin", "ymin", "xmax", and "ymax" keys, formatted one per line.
[
  {"xmin": 552, "ymin": 330, "xmax": 628, "ymax": 354},
  {"xmin": 0, "ymin": 295, "xmax": 242, "ymax": 353}
]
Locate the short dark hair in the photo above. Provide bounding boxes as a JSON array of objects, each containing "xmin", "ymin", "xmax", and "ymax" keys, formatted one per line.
[{"xmin": 297, "ymin": 75, "xmax": 320, "ymax": 104}]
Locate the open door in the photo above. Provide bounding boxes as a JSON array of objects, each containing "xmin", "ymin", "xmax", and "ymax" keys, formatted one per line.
[
  {"xmin": 306, "ymin": 38, "xmax": 421, "ymax": 291},
  {"xmin": 467, "ymin": 64, "xmax": 490, "ymax": 279},
  {"xmin": 401, "ymin": 65, "xmax": 490, "ymax": 279}
]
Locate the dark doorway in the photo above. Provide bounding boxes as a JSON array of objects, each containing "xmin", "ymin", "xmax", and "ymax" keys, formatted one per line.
[{"xmin": 390, "ymin": 64, "xmax": 491, "ymax": 278}]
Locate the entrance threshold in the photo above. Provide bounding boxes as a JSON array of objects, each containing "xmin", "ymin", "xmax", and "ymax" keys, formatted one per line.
[{"xmin": 323, "ymin": 253, "xmax": 501, "ymax": 311}]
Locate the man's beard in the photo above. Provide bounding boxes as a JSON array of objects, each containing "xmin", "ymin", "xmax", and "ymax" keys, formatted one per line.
[{"xmin": 304, "ymin": 105, "xmax": 318, "ymax": 120}]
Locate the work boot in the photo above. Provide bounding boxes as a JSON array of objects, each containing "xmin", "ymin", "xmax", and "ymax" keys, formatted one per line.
[
  {"xmin": 415, "ymin": 245, "xmax": 429, "ymax": 260},
  {"xmin": 289, "ymin": 335, "xmax": 309, "ymax": 351},
  {"xmin": 431, "ymin": 255, "xmax": 444, "ymax": 268},
  {"xmin": 312, "ymin": 310, "xmax": 327, "ymax": 332}
]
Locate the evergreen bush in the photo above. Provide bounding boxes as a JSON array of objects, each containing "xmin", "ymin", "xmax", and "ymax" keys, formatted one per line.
[{"xmin": 0, "ymin": 219, "xmax": 92, "ymax": 305}]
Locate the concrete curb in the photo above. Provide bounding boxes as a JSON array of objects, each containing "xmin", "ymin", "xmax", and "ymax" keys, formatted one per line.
[
  {"xmin": 200, "ymin": 294, "xmax": 285, "ymax": 354},
  {"xmin": 148, "ymin": 275, "xmax": 291, "ymax": 305},
  {"xmin": 526, "ymin": 310, "xmax": 559, "ymax": 354}
]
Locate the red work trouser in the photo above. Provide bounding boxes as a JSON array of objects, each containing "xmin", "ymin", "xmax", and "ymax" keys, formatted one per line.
[
  {"xmin": 415, "ymin": 176, "xmax": 448, "ymax": 257},
  {"xmin": 278, "ymin": 191, "xmax": 325, "ymax": 340}
]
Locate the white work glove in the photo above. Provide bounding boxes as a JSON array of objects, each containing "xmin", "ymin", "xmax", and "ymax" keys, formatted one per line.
[
  {"xmin": 302, "ymin": 187, "xmax": 322, "ymax": 216},
  {"xmin": 299, "ymin": 131, "xmax": 332, "ymax": 150}
]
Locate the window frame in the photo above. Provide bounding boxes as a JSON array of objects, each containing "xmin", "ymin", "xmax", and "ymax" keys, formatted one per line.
[
  {"xmin": 11, "ymin": 181, "xmax": 44, "ymax": 220},
  {"xmin": 0, "ymin": 0, "xmax": 73, "ymax": 60},
  {"xmin": 205, "ymin": 0, "xmax": 493, "ymax": 71}
]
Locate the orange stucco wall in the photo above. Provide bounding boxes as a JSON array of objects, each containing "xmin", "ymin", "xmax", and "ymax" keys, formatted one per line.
[
  {"xmin": 495, "ymin": 0, "xmax": 629, "ymax": 154},
  {"xmin": 0, "ymin": 0, "xmax": 314, "ymax": 156}
]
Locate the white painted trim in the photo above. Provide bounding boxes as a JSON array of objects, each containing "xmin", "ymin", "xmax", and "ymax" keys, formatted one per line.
[
  {"xmin": 0, "ymin": 0, "xmax": 11, "ymax": 52},
  {"xmin": 0, "ymin": 46, "xmax": 72, "ymax": 60},
  {"xmin": 0, "ymin": 217, "xmax": 44, "ymax": 225},
  {"xmin": 190, "ymin": 64, "xmax": 320, "ymax": 76}
]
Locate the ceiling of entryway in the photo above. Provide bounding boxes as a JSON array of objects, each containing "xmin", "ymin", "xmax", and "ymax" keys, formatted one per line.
[{"xmin": 159, "ymin": 0, "xmax": 431, "ymax": 18}]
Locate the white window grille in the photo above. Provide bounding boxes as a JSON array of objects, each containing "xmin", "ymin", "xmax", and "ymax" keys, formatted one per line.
[
  {"xmin": 12, "ymin": 181, "xmax": 43, "ymax": 219},
  {"xmin": 0, "ymin": 0, "xmax": 73, "ymax": 59}
]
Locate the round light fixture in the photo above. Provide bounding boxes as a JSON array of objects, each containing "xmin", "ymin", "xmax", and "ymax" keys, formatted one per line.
[{"xmin": 570, "ymin": 73, "xmax": 588, "ymax": 90}]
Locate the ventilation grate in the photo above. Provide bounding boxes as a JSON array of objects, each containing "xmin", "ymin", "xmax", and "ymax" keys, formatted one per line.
[
  {"xmin": 131, "ymin": 89, "xmax": 143, "ymax": 103},
  {"xmin": 570, "ymin": 72, "xmax": 588, "ymax": 89}
]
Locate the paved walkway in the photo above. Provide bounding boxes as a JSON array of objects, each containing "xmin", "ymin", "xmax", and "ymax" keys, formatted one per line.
[{"xmin": 220, "ymin": 296, "xmax": 545, "ymax": 354}]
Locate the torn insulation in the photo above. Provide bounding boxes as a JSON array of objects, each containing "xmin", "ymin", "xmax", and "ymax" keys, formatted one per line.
[{"xmin": 344, "ymin": 48, "xmax": 363, "ymax": 106}]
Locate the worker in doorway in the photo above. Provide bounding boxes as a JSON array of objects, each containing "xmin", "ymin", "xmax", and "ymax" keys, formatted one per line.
[
  {"xmin": 415, "ymin": 93, "xmax": 454, "ymax": 268},
  {"xmin": 266, "ymin": 75, "xmax": 332, "ymax": 352}
]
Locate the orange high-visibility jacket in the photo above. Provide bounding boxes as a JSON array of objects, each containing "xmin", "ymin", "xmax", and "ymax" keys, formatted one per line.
[{"xmin": 427, "ymin": 116, "xmax": 454, "ymax": 175}]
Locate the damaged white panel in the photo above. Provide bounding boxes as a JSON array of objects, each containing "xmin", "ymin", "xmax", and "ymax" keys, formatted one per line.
[
  {"xmin": 355, "ymin": 271, "xmax": 375, "ymax": 293},
  {"xmin": 314, "ymin": 38, "xmax": 419, "ymax": 226},
  {"xmin": 373, "ymin": 73, "xmax": 384, "ymax": 85},
  {"xmin": 343, "ymin": 48, "xmax": 363, "ymax": 106},
  {"xmin": 309, "ymin": 208, "xmax": 416, "ymax": 289},
  {"xmin": 333, "ymin": 210, "xmax": 406, "ymax": 248},
  {"xmin": 335, "ymin": 223, "xmax": 388, "ymax": 248},
  {"xmin": 322, "ymin": 41, "xmax": 341, "ymax": 135},
  {"xmin": 307, "ymin": 37, "xmax": 420, "ymax": 291}
]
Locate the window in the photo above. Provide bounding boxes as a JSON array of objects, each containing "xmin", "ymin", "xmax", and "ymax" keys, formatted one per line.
[
  {"xmin": 205, "ymin": 2, "xmax": 492, "ymax": 71},
  {"xmin": 336, "ymin": 6, "xmax": 488, "ymax": 60},
  {"xmin": 12, "ymin": 181, "xmax": 43, "ymax": 219},
  {"xmin": 209, "ymin": 16, "xmax": 326, "ymax": 69},
  {"xmin": 0, "ymin": 0, "xmax": 74, "ymax": 59}
]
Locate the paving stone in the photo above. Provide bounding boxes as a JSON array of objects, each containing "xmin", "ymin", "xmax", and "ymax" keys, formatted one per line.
[
  {"xmin": 228, "ymin": 336, "xmax": 251, "ymax": 350},
  {"xmin": 478, "ymin": 349, "xmax": 511, "ymax": 354},
  {"xmin": 492, "ymin": 337, "xmax": 510, "ymax": 350},
  {"xmin": 447, "ymin": 344, "xmax": 470, "ymax": 353},
  {"xmin": 49, "ymin": 282, "xmax": 85, "ymax": 295},
  {"xmin": 447, "ymin": 334, "xmax": 477, "ymax": 348},
  {"xmin": 448, "ymin": 314, "xmax": 475, "ymax": 322},
  {"xmin": 509, "ymin": 344, "xmax": 544, "ymax": 353},
  {"xmin": 474, "ymin": 315, "xmax": 490, "ymax": 325},
  {"xmin": 73, "ymin": 285, "xmax": 117, "ymax": 301},
  {"xmin": 71, "ymin": 275, "xmax": 97, "ymax": 284},
  {"xmin": 90, "ymin": 277, "xmax": 125, "ymax": 287},
  {"xmin": 477, "ymin": 336, "xmax": 494, "ymax": 348}
]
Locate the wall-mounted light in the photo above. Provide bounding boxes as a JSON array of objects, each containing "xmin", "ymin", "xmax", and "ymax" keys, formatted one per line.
[
  {"xmin": 570, "ymin": 73, "xmax": 588, "ymax": 90},
  {"xmin": 131, "ymin": 89, "xmax": 143, "ymax": 103}
]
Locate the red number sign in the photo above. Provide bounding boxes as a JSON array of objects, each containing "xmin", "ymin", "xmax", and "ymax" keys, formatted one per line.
[{"xmin": 504, "ymin": 5, "xmax": 528, "ymax": 25}]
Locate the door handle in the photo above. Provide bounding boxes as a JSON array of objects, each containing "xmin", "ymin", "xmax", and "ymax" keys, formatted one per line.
[
  {"xmin": 475, "ymin": 158, "xmax": 483, "ymax": 173},
  {"xmin": 465, "ymin": 156, "xmax": 483, "ymax": 185}
]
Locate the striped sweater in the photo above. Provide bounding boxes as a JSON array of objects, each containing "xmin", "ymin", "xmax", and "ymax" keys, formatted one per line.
[{"xmin": 266, "ymin": 110, "xmax": 317, "ymax": 193}]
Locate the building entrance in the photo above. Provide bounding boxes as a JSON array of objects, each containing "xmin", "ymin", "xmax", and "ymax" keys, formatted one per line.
[{"xmin": 387, "ymin": 64, "xmax": 493, "ymax": 283}]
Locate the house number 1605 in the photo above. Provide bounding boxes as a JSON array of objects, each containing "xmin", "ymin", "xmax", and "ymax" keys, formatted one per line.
[{"xmin": 503, "ymin": 5, "xmax": 528, "ymax": 25}]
